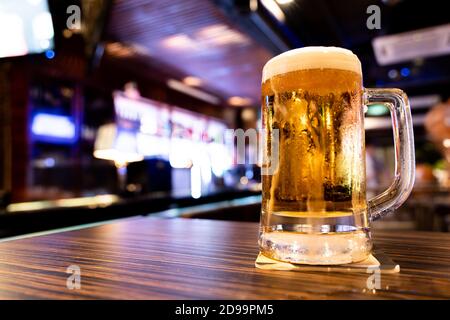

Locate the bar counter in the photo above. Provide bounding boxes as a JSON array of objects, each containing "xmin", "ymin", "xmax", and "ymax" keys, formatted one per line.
[
  {"xmin": 0, "ymin": 189, "xmax": 260, "ymax": 238},
  {"xmin": 0, "ymin": 217, "xmax": 449, "ymax": 299}
]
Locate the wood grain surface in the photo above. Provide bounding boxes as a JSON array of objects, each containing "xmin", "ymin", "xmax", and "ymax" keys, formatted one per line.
[{"xmin": 0, "ymin": 217, "xmax": 449, "ymax": 299}]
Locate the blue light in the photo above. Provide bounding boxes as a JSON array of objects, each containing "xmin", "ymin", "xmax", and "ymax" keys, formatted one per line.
[
  {"xmin": 400, "ymin": 67, "xmax": 410, "ymax": 77},
  {"xmin": 31, "ymin": 113, "xmax": 76, "ymax": 143},
  {"xmin": 43, "ymin": 158, "xmax": 56, "ymax": 168},
  {"xmin": 45, "ymin": 50, "xmax": 55, "ymax": 59}
]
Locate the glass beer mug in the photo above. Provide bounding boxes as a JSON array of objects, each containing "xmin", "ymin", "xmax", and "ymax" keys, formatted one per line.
[{"xmin": 260, "ymin": 47, "xmax": 415, "ymax": 265}]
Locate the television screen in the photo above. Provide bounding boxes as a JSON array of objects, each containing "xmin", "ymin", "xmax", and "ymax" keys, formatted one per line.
[{"xmin": 0, "ymin": 0, "xmax": 54, "ymax": 59}]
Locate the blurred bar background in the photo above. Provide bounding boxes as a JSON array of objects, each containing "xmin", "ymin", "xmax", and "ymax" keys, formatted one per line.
[{"xmin": 0, "ymin": 0, "xmax": 449, "ymax": 237}]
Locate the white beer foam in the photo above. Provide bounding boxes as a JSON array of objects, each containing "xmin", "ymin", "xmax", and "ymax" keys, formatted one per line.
[{"xmin": 262, "ymin": 46, "xmax": 362, "ymax": 83}]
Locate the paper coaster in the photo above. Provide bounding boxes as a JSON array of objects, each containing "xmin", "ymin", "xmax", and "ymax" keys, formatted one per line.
[{"xmin": 255, "ymin": 249, "xmax": 400, "ymax": 273}]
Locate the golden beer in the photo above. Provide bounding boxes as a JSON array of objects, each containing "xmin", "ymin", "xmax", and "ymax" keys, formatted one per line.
[
  {"xmin": 259, "ymin": 47, "xmax": 415, "ymax": 265},
  {"xmin": 260, "ymin": 48, "xmax": 371, "ymax": 264}
]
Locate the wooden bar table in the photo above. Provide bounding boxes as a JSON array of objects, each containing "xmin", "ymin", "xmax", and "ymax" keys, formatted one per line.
[{"xmin": 0, "ymin": 217, "xmax": 449, "ymax": 299}]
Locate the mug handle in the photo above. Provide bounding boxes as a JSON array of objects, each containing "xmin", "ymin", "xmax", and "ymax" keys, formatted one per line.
[{"xmin": 364, "ymin": 88, "xmax": 416, "ymax": 221}]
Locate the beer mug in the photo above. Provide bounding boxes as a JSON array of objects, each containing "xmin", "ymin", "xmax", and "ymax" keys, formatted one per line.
[{"xmin": 260, "ymin": 47, "xmax": 415, "ymax": 265}]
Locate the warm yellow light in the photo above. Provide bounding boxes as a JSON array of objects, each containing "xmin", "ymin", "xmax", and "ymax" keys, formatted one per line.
[
  {"xmin": 105, "ymin": 42, "xmax": 135, "ymax": 58},
  {"xmin": 162, "ymin": 34, "xmax": 195, "ymax": 49},
  {"xmin": 55, "ymin": 195, "xmax": 119, "ymax": 208},
  {"xmin": 62, "ymin": 29, "xmax": 73, "ymax": 38},
  {"xmin": 261, "ymin": 0, "xmax": 286, "ymax": 22},
  {"xmin": 183, "ymin": 76, "xmax": 202, "ymax": 86},
  {"xmin": 443, "ymin": 139, "xmax": 450, "ymax": 148},
  {"xmin": 93, "ymin": 149, "xmax": 144, "ymax": 163},
  {"xmin": 167, "ymin": 79, "xmax": 220, "ymax": 105},
  {"xmin": 7, "ymin": 195, "xmax": 119, "ymax": 212},
  {"xmin": 196, "ymin": 24, "xmax": 250, "ymax": 46},
  {"xmin": 240, "ymin": 176, "xmax": 249, "ymax": 185},
  {"xmin": 241, "ymin": 108, "xmax": 256, "ymax": 121},
  {"xmin": 276, "ymin": 0, "xmax": 294, "ymax": 4},
  {"xmin": 228, "ymin": 96, "xmax": 252, "ymax": 106}
]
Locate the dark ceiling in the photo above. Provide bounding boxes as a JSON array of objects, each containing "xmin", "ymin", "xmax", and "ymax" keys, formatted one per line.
[
  {"xmin": 104, "ymin": 0, "xmax": 272, "ymax": 106},
  {"xmin": 216, "ymin": 0, "xmax": 450, "ymax": 99},
  {"xmin": 103, "ymin": 0, "xmax": 450, "ymax": 111}
]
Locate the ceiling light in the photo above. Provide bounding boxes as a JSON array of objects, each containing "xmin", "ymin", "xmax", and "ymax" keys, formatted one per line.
[
  {"xmin": 196, "ymin": 24, "xmax": 250, "ymax": 46},
  {"xmin": 167, "ymin": 79, "xmax": 220, "ymax": 105},
  {"xmin": 183, "ymin": 76, "xmax": 202, "ymax": 86},
  {"xmin": 161, "ymin": 25, "xmax": 250, "ymax": 51},
  {"xmin": 228, "ymin": 96, "xmax": 252, "ymax": 107},
  {"xmin": 276, "ymin": 0, "xmax": 294, "ymax": 4},
  {"xmin": 162, "ymin": 34, "xmax": 195, "ymax": 50},
  {"xmin": 260, "ymin": 0, "xmax": 286, "ymax": 22},
  {"xmin": 131, "ymin": 44, "xmax": 151, "ymax": 56},
  {"xmin": 106, "ymin": 42, "xmax": 135, "ymax": 58}
]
